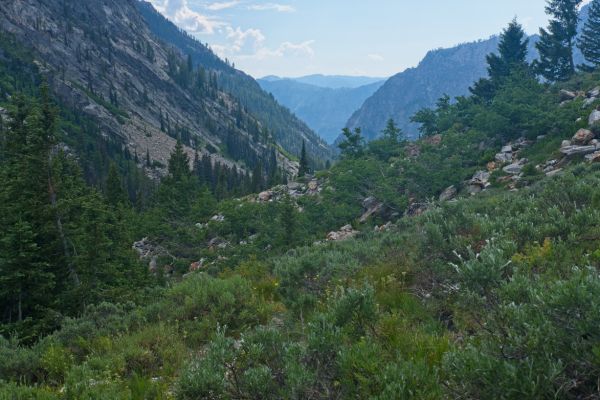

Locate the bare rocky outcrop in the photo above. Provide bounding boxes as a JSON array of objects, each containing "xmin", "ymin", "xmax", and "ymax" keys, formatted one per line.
[
  {"xmin": 439, "ymin": 185, "xmax": 457, "ymax": 202},
  {"xmin": 327, "ymin": 225, "xmax": 359, "ymax": 241},
  {"xmin": 132, "ymin": 237, "xmax": 175, "ymax": 273},
  {"xmin": 0, "ymin": 0, "xmax": 298, "ymax": 177}
]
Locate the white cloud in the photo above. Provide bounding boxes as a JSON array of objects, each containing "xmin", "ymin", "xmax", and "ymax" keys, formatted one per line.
[
  {"xmin": 248, "ymin": 3, "xmax": 296, "ymax": 13},
  {"xmin": 206, "ymin": 1, "xmax": 240, "ymax": 11},
  {"xmin": 368, "ymin": 53, "xmax": 385, "ymax": 62},
  {"xmin": 148, "ymin": 0, "xmax": 226, "ymax": 34},
  {"xmin": 149, "ymin": 0, "xmax": 311, "ymax": 75},
  {"xmin": 225, "ymin": 26, "xmax": 266, "ymax": 52}
]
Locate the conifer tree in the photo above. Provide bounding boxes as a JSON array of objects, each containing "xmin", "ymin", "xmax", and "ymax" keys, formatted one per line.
[
  {"xmin": 578, "ymin": 0, "xmax": 600, "ymax": 68},
  {"xmin": 298, "ymin": 140, "xmax": 309, "ymax": 177},
  {"xmin": 168, "ymin": 141, "xmax": 190, "ymax": 181},
  {"xmin": 338, "ymin": 128, "xmax": 365, "ymax": 158},
  {"xmin": 106, "ymin": 163, "xmax": 126, "ymax": 206},
  {"xmin": 535, "ymin": 0, "xmax": 583, "ymax": 81},
  {"xmin": 251, "ymin": 161, "xmax": 264, "ymax": 192},
  {"xmin": 382, "ymin": 118, "xmax": 402, "ymax": 143},
  {"xmin": 471, "ymin": 19, "xmax": 529, "ymax": 100}
]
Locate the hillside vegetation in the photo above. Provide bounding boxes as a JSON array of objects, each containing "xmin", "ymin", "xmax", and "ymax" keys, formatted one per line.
[{"xmin": 3, "ymin": 1, "xmax": 600, "ymax": 399}]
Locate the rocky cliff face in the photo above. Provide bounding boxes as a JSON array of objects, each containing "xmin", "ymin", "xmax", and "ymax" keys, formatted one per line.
[
  {"xmin": 346, "ymin": 37, "xmax": 503, "ymax": 141},
  {"xmin": 136, "ymin": 1, "xmax": 333, "ymax": 167},
  {"xmin": 0, "ymin": 0, "xmax": 298, "ymax": 176}
]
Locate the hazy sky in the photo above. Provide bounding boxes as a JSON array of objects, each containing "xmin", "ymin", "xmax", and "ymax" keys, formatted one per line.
[{"xmin": 148, "ymin": 0, "xmax": 592, "ymax": 78}]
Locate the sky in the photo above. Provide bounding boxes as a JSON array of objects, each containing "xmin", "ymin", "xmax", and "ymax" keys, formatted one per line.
[{"xmin": 147, "ymin": 0, "xmax": 593, "ymax": 79}]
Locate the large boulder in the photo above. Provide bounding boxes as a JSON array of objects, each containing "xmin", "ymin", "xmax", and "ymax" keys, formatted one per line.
[
  {"xmin": 495, "ymin": 152, "xmax": 512, "ymax": 163},
  {"xmin": 589, "ymin": 86, "xmax": 600, "ymax": 98},
  {"xmin": 585, "ymin": 151, "xmax": 600, "ymax": 163},
  {"xmin": 360, "ymin": 196, "xmax": 384, "ymax": 223},
  {"xmin": 439, "ymin": 185, "xmax": 457, "ymax": 202},
  {"xmin": 559, "ymin": 89, "xmax": 577, "ymax": 101},
  {"xmin": 210, "ymin": 214, "xmax": 225, "ymax": 222},
  {"xmin": 470, "ymin": 170, "xmax": 490, "ymax": 187},
  {"xmin": 327, "ymin": 225, "xmax": 359, "ymax": 241},
  {"xmin": 571, "ymin": 128, "xmax": 595, "ymax": 145},
  {"xmin": 362, "ymin": 196, "xmax": 380, "ymax": 210},
  {"xmin": 258, "ymin": 191, "xmax": 273, "ymax": 202},
  {"xmin": 560, "ymin": 145, "xmax": 598, "ymax": 157},
  {"xmin": 589, "ymin": 110, "xmax": 600, "ymax": 126},
  {"xmin": 503, "ymin": 162, "xmax": 524, "ymax": 175}
]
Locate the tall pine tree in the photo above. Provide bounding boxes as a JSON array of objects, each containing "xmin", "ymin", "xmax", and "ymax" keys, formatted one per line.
[
  {"xmin": 471, "ymin": 18, "xmax": 530, "ymax": 101},
  {"xmin": 535, "ymin": 0, "xmax": 583, "ymax": 81},
  {"xmin": 168, "ymin": 140, "xmax": 191, "ymax": 181},
  {"xmin": 298, "ymin": 140, "xmax": 309, "ymax": 178},
  {"xmin": 578, "ymin": 0, "xmax": 600, "ymax": 68}
]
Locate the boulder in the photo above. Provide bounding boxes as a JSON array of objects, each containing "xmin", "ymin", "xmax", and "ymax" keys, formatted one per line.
[
  {"xmin": 360, "ymin": 197, "xmax": 384, "ymax": 223},
  {"xmin": 561, "ymin": 140, "xmax": 572, "ymax": 148},
  {"xmin": 536, "ymin": 135, "xmax": 546, "ymax": 141},
  {"xmin": 405, "ymin": 202, "xmax": 428, "ymax": 217},
  {"xmin": 258, "ymin": 191, "xmax": 272, "ymax": 202},
  {"xmin": 501, "ymin": 145, "xmax": 513, "ymax": 153},
  {"xmin": 327, "ymin": 224, "xmax": 359, "ymax": 241},
  {"xmin": 559, "ymin": 89, "xmax": 577, "ymax": 101},
  {"xmin": 307, "ymin": 180, "xmax": 318, "ymax": 191},
  {"xmin": 560, "ymin": 145, "xmax": 597, "ymax": 157},
  {"xmin": 546, "ymin": 168, "xmax": 563, "ymax": 177},
  {"xmin": 571, "ymin": 128, "xmax": 595, "ymax": 145},
  {"xmin": 210, "ymin": 214, "xmax": 225, "ymax": 222},
  {"xmin": 589, "ymin": 110, "xmax": 600, "ymax": 126},
  {"xmin": 362, "ymin": 196, "xmax": 379, "ymax": 210},
  {"xmin": 503, "ymin": 162, "xmax": 523, "ymax": 175},
  {"xmin": 513, "ymin": 137, "xmax": 532, "ymax": 148},
  {"xmin": 208, "ymin": 237, "xmax": 229, "ymax": 250},
  {"xmin": 287, "ymin": 182, "xmax": 302, "ymax": 190},
  {"xmin": 585, "ymin": 151, "xmax": 600, "ymax": 163},
  {"xmin": 439, "ymin": 185, "xmax": 457, "ymax": 202},
  {"xmin": 495, "ymin": 152, "xmax": 512, "ymax": 163},
  {"xmin": 470, "ymin": 170, "xmax": 490, "ymax": 187},
  {"xmin": 588, "ymin": 86, "xmax": 600, "ymax": 98},
  {"xmin": 584, "ymin": 97, "xmax": 597, "ymax": 108}
]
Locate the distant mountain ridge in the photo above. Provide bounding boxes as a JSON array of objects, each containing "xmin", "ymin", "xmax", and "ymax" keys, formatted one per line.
[
  {"xmin": 258, "ymin": 77, "xmax": 385, "ymax": 143},
  {"xmin": 346, "ymin": 6, "xmax": 590, "ymax": 141},
  {"xmin": 263, "ymin": 74, "xmax": 386, "ymax": 89}
]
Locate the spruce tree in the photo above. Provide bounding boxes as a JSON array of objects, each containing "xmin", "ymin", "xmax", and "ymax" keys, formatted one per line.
[
  {"xmin": 382, "ymin": 118, "xmax": 402, "ymax": 143},
  {"xmin": 535, "ymin": 0, "xmax": 583, "ymax": 81},
  {"xmin": 167, "ymin": 141, "xmax": 190, "ymax": 181},
  {"xmin": 471, "ymin": 19, "xmax": 529, "ymax": 100},
  {"xmin": 106, "ymin": 163, "xmax": 126, "ymax": 206},
  {"xmin": 298, "ymin": 140, "xmax": 309, "ymax": 177},
  {"xmin": 251, "ymin": 161, "xmax": 264, "ymax": 192},
  {"xmin": 578, "ymin": 0, "xmax": 600, "ymax": 68},
  {"xmin": 338, "ymin": 128, "xmax": 365, "ymax": 158}
]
